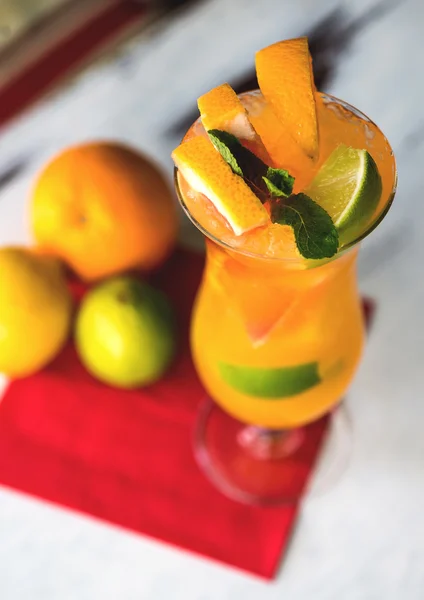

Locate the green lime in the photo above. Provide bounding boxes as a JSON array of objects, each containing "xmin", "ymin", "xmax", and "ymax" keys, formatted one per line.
[
  {"xmin": 75, "ymin": 277, "xmax": 176, "ymax": 389},
  {"xmin": 306, "ymin": 144, "xmax": 382, "ymax": 244},
  {"xmin": 218, "ymin": 361, "xmax": 321, "ymax": 399}
]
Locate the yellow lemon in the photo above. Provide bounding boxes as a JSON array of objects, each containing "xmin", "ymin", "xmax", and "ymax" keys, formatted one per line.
[{"xmin": 0, "ymin": 247, "xmax": 73, "ymax": 377}]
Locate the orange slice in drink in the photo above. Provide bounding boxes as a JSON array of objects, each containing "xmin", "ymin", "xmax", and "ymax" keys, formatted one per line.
[
  {"xmin": 256, "ymin": 37, "xmax": 319, "ymax": 160},
  {"xmin": 172, "ymin": 136, "xmax": 269, "ymax": 235},
  {"xmin": 213, "ymin": 252, "xmax": 301, "ymax": 345},
  {"xmin": 198, "ymin": 83, "xmax": 270, "ymax": 163}
]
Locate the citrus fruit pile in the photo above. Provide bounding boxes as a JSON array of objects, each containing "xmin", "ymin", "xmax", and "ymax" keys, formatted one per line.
[
  {"xmin": 0, "ymin": 142, "xmax": 178, "ymax": 384},
  {"xmin": 173, "ymin": 37, "xmax": 383, "ymax": 259}
]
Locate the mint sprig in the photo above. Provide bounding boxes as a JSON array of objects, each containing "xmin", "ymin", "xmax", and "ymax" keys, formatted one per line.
[
  {"xmin": 207, "ymin": 130, "xmax": 244, "ymax": 177},
  {"xmin": 208, "ymin": 129, "xmax": 338, "ymax": 259},
  {"xmin": 263, "ymin": 167, "xmax": 294, "ymax": 198},
  {"xmin": 272, "ymin": 193, "xmax": 339, "ymax": 259},
  {"xmin": 208, "ymin": 130, "xmax": 295, "ymax": 200},
  {"xmin": 208, "ymin": 129, "xmax": 270, "ymax": 199}
]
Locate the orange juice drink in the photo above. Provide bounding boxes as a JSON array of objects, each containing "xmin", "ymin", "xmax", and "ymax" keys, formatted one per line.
[{"xmin": 173, "ymin": 39, "xmax": 397, "ymax": 432}]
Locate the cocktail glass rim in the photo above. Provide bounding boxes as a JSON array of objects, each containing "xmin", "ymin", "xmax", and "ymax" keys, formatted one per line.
[{"xmin": 174, "ymin": 91, "xmax": 398, "ymax": 263}]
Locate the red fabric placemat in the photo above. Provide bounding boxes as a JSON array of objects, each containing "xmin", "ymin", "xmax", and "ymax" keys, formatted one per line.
[{"xmin": 0, "ymin": 248, "xmax": 373, "ymax": 579}]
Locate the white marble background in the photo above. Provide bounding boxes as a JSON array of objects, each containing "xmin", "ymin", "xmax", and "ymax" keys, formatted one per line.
[{"xmin": 0, "ymin": 0, "xmax": 423, "ymax": 598}]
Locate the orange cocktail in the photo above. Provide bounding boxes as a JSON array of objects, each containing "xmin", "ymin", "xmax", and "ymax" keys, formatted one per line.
[
  {"xmin": 177, "ymin": 92, "xmax": 395, "ymax": 428},
  {"xmin": 173, "ymin": 38, "xmax": 397, "ymax": 503}
]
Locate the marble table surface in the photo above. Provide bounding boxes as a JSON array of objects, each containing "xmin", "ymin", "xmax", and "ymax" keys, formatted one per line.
[{"xmin": 0, "ymin": 0, "xmax": 423, "ymax": 598}]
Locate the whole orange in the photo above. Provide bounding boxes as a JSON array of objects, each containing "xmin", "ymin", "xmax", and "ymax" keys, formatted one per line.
[{"xmin": 30, "ymin": 142, "xmax": 178, "ymax": 281}]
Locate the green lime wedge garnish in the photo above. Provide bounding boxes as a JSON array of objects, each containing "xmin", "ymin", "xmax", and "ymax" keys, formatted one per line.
[
  {"xmin": 218, "ymin": 361, "xmax": 321, "ymax": 399},
  {"xmin": 306, "ymin": 144, "xmax": 382, "ymax": 244}
]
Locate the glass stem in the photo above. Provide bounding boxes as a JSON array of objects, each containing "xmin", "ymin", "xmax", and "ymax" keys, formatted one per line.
[{"xmin": 237, "ymin": 425, "xmax": 304, "ymax": 460}]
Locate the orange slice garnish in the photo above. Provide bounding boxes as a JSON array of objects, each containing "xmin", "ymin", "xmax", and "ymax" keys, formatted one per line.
[
  {"xmin": 172, "ymin": 136, "xmax": 269, "ymax": 235},
  {"xmin": 198, "ymin": 83, "xmax": 270, "ymax": 163},
  {"xmin": 256, "ymin": 37, "xmax": 319, "ymax": 160}
]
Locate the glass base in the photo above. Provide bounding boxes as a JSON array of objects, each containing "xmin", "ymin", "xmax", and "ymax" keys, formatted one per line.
[{"xmin": 194, "ymin": 399, "xmax": 351, "ymax": 505}]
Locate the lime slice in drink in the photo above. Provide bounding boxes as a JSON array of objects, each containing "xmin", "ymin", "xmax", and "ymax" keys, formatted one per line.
[
  {"xmin": 218, "ymin": 361, "xmax": 321, "ymax": 399},
  {"xmin": 306, "ymin": 144, "xmax": 382, "ymax": 244}
]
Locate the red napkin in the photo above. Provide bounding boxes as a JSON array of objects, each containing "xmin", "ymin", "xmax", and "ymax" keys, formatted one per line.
[{"xmin": 0, "ymin": 248, "xmax": 374, "ymax": 579}]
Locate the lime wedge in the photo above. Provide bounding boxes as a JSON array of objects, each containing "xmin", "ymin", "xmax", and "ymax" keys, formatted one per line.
[
  {"xmin": 218, "ymin": 361, "xmax": 321, "ymax": 399},
  {"xmin": 306, "ymin": 144, "xmax": 382, "ymax": 244}
]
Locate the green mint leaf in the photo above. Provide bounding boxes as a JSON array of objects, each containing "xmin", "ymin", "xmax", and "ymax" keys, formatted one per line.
[
  {"xmin": 208, "ymin": 129, "xmax": 288, "ymax": 202},
  {"xmin": 263, "ymin": 167, "xmax": 294, "ymax": 198},
  {"xmin": 262, "ymin": 178, "xmax": 285, "ymax": 198},
  {"xmin": 208, "ymin": 128, "xmax": 266, "ymax": 184},
  {"xmin": 207, "ymin": 130, "xmax": 244, "ymax": 177},
  {"xmin": 272, "ymin": 193, "xmax": 339, "ymax": 259}
]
